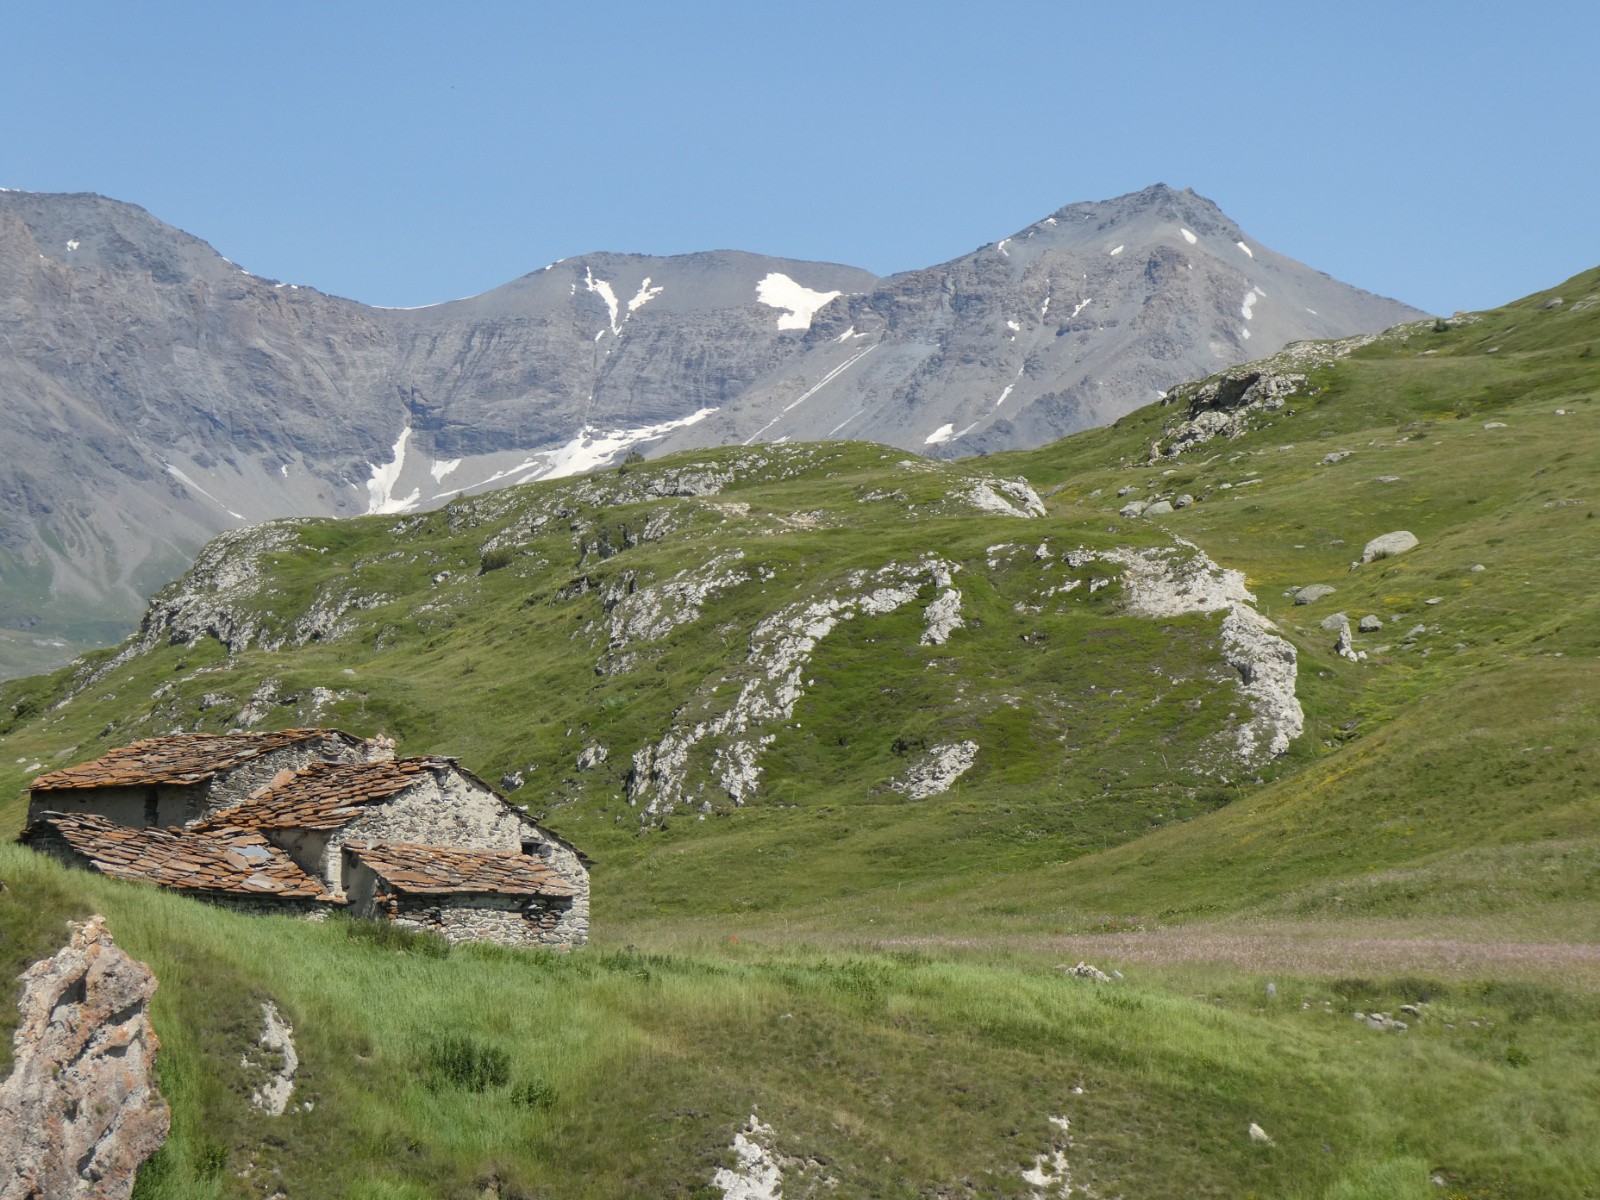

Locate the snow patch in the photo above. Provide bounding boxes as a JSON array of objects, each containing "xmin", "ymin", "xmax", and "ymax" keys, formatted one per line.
[
  {"xmin": 627, "ymin": 276, "xmax": 663, "ymax": 313},
  {"xmin": 1068, "ymin": 297, "xmax": 1092, "ymax": 320},
  {"xmin": 827, "ymin": 410, "xmax": 864, "ymax": 436},
  {"xmin": 430, "ymin": 458, "xmax": 461, "ymax": 483},
  {"xmin": 743, "ymin": 345, "xmax": 876, "ymax": 444},
  {"xmin": 365, "ymin": 427, "xmax": 421, "ymax": 514},
  {"xmin": 1006, "ymin": 319, "xmax": 1021, "ymax": 332},
  {"xmin": 584, "ymin": 266, "xmax": 621, "ymax": 334},
  {"xmin": 1180, "ymin": 227, "xmax": 1198, "ymax": 244},
  {"xmin": 165, "ymin": 464, "xmax": 244, "ymax": 520},
  {"xmin": 1241, "ymin": 288, "xmax": 1261, "ymax": 320},
  {"xmin": 1237, "ymin": 240, "xmax": 1254, "ymax": 258},
  {"xmin": 524, "ymin": 409, "xmax": 718, "ymax": 482},
  {"xmin": 279, "ymin": 464, "xmax": 289, "ymax": 477},
  {"xmin": 434, "ymin": 410, "xmax": 718, "ymax": 500},
  {"xmin": 66, "ymin": 239, "xmax": 80, "ymax": 252},
  {"xmin": 756, "ymin": 272, "xmax": 841, "ymax": 330},
  {"xmin": 997, "ymin": 238, "xmax": 1011, "ymax": 256},
  {"xmin": 1109, "ymin": 244, "xmax": 1125, "ymax": 256},
  {"xmin": 1040, "ymin": 295, "xmax": 1052, "ymax": 317},
  {"xmin": 925, "ymin": 423, "xmax": 956, "ymax": 445},
  {"xmin": 996, "ymin": 383, "xmax": 1015, "ymax": 407},
  {"xmin": 1241, "ymin": 328, "xmax": 1251, "ymax": 340}
]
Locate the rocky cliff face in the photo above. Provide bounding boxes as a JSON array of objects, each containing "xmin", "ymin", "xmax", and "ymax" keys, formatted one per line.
[
  {"xmin": 0, "ymin": 184, "xmax": 1421, "ymax": 676},
  {"xmin": 0, "ymin": 915, "xmax": 169, "ymax": 1200}
]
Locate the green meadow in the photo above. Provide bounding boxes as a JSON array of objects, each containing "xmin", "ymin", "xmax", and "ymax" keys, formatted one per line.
[{"xmin": 3, "ymin": 268, "xmax": 1598, "ymax": 1196}]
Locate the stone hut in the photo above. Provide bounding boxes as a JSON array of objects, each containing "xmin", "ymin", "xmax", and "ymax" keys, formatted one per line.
[
  {"xmin": 22, "ymin": 812, "xmax": 328, "ymax": 913},
  {"xmin": 21, "ymin": 731, "xmax": 589, "ymax": 948},
  {"xmin": 26, "ymin": 729, "xmax": 375, "ymax": 829}
]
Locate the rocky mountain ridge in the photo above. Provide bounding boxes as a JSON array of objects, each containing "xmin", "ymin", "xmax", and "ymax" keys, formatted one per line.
[{"xmin": 0, "ymin": 184, "xmax": 1421, "ymax": 676}]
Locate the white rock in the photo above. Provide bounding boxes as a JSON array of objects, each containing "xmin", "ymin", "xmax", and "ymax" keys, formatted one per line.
[
  {"xmin": 711, "ymin": 1115, "xmax": 784, "ymax": 1200},
  {"xmin": 1105, "ymin": 542, "xmax": 1304, "ymax": 761},
  {"xmin": 890, "ymin": 741, "xmax": 979, "ymax": 798},
  {"xmin": 1361, "ymin": 530, "xmax": 1419, "ymax": 563},
  {"xmin": 247, "ymin": 1000, "xmax": 299, "ymax": 1116},
  {"xmin": 1248, "ymin": 1122, "xmax": 1274, "ymax": 1144}
]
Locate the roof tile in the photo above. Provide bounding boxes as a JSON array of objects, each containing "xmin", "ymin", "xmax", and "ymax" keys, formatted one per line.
[
  {"xmin": 347, "ymin": 842, "xmax": 577, "ymax": 898},
  {"xmin": 201, "ymin": 758, "xmax": 451, "ymax": 832},
  {"xmin": 30, "ymin": 730, "xmax": 357, "ymax": 792},
  {"xmin": 25, "ymin": 812, "xmax": 328, "ymax": 899}
]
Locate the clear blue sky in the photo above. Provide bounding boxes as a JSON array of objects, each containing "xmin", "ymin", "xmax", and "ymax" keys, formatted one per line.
[{"xmin": 4, "ymin": 1, "xmax": 1595, "ymax": 315}]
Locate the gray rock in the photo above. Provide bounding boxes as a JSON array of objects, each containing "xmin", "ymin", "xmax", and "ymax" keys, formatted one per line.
[
  {"xmin": 1119, "ymin": 500, "xmax": 1149, "ymax": 518},
  {"xmin": 1354, "ymin": 1011, "xmax": 1409, "ymax": 1032},
  {"xmin": 1294, "ymin": 584, "xmax": 1336, "ymax": 605},
  {"xmin": 1483, "ymin": 421, "xmax": 1507, "ymax": 429},
  {"xmin": 1319, "ymin": 611, "xmax": 1350, "ymax": 631},
  {"xmin": 1375, "ymin": 475, "xmax": 1402, "ymax": 483},
  {"xmin": 1057, "ymin": 962, "xmax": 1112, "ymax": 982},
  {"xmin": 1173, "ymin": 493, "xmax": 1195, "ymax": 508},
  {"xmin": 0, "ymin": 916, "xmax": 169, "ymax": 1199},
  {"xmin": 1358, "ymin": 614, "xmax": 1383, "ymax": 633},
  {"xmin": 1539, "ymin": 296, "xmax": 1565, "ymax": 309},
  {"xmin": 1319, "ymin": 451, "xmax": 1352, "ymax": 465},
  {"xmin": 1143, "ymin": 500, "xmax": 1174, "ymax": 516},
  {"xmin": 1404, "ymin": 624, "xmax": 1427, "ymax": 641},
  {"xmin": 1334, "ymin": 620, "xmax": 1358, "ymax": 662},
  {"xmin": 1470, "ymin": 564, "xmax": 1486, "ymax": 573},
  {"xmin": 576, "ymin": 743, "xmax": 610, "ymax": 770},
  {"xmin": 1361, "ymin": 530, "xmax": 1419, "ymax": 563}
]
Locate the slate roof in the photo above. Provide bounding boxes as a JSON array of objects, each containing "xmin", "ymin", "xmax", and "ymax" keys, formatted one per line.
[
  {"xmin": 24, "ymin": 812, "xmax": 328, "ymax": 898},
  {"xmin": 30, "ymin": 730, "xmax": 359, "ymax": 792},
  {"xmin": 199, "ymin": 757, "xmax": 450, "ymax": 832},
  {"xmin": 347, "ymin": 842, "xmax": 579, "ymax": 898}
]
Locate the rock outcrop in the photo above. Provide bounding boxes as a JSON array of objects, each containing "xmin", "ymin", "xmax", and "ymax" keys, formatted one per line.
[
  {"xmin": 0, "ymin": 916, "xmax": 168, "ymax": 1200},
  {"xmin": 1104, "ymin": 540, "xmax": 1304, "ymax": 763}
]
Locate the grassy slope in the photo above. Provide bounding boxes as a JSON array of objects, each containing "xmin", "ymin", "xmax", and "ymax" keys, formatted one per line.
[{"xmin": 1, "ymin": 268, "xmax": 1597, "ymax": 1197}]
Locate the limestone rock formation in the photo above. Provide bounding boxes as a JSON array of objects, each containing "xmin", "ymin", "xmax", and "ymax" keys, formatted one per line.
[{"xmin": 0, "ymin": 916, "xmax": 168, "ymax": 1200}]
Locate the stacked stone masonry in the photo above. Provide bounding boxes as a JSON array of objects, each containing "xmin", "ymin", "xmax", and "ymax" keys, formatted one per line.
[{"xmin": 19, "ymin": 729, "xmax": 589, "ymax": 948}]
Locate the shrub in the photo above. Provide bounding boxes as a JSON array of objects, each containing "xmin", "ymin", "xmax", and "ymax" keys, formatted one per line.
[
  {"xmin": 424, "ymin": 1034, "xmax": 511, "ymax": 1092},
  {"xmin": 479, "ymin": 548, "xmax": 514, "ymax": 574},
  {"xmin": 510, "ymin": 1077, "xmax": 557, "ymax": 1109}
]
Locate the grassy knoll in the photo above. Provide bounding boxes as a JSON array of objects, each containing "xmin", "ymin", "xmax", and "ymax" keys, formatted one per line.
[{"xmin": 5, "ymin": 842, "xmax": 1599, "ymax": 1199}]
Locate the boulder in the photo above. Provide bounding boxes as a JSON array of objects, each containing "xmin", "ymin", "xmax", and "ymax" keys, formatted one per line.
[
  {"xmin": 1358, "ymin": 614, "xmax": 1383, "ymax": 633},
  {"xmin": 1319, "ymin": 611, "xmax": 1349, "ymax": 632},
  {"xmin": 1294, "ymin": 584, "xmax": 1336, "ymax": 605},
  {"xmin": 0, "ymin": 916, "xmax": 169, "ymax": 1200},
  {"xmin": 1334, "ymin": 620, "xmax": 1358, "ymax": 662},
  {"xmin": 1173, "ymin": 493, "xmax": 1195, "ymax": 509},
  {"xmin": 1361, "ymin": 531, "xmax": 1418, "ymax": 563},
  {"xmin": 1143, "ymin": 500, "xmax": 1174, "ymax": 517},
  {"xmin": 1118, "ymin": 500, "xmax": 1148, "ymax": 518}
]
